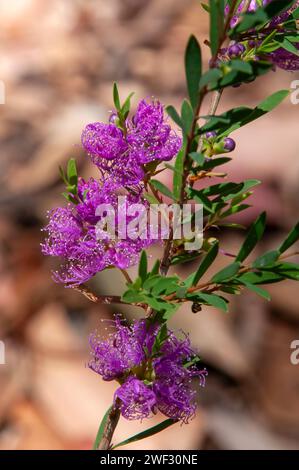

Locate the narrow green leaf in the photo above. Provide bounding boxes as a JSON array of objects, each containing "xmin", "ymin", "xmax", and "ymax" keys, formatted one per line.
[
  {"xmin": 212, "ymin": 261, "xmax": 240, "ymax": 283},
  {"xmin": 122, "ymin": 289, "xmax": 145, "ymax": 303},
  {"xmin": 151, "ymin": 259, "xmax": 160, "ymax": 275},
  {"xmin": 221, "ymin": 90, "xmax": 289, "ymax": 136},
  {"xmin": 194, "ymin": 292, "xmax": 228, "ymax": 311},
  {"xmin": 152, "ymin": 324, "xmax": 169, "ymax": 355},
  {"xmin": 112, "ymin": 419, "xmax": 177, "ymax": 450},
  {"xmin": 237, "ymin": 270, "xmax": 283, "ymax": 285},
  {"xmin": 173, "ymin": 148, "xmax": 185, "ymax": 201},
  {"xmin": 240, "ymin": 280, "xmax": 271, "ymax": 301},
  {"xmin": 187, "ymin": 241, "xmax": 219, "ymax": 286},
  {"xmin": 171, "ymin": 251, "xmax": 203, "ymax": 266},
  {"xmin": 278, "ymin": 222, "xmax": 299, "ymax": 254},
  {"xmin": 189, "ymin": 152, "xmax": 205, "ymax": 165},
  {"xmin": 181, "ymin": 99, "xmax": 194, "ymax": 135},
  {"xmin": 67, "ymin": 158, "xmax": 78, "ymax": 188},
  {"xmin": 199, "ymin": 68, "xmax": 222, "ymax": 90},
  {"xmin": 252, "ymin": 250, "xmax": 279, "ymax": 268},
  {"xmin": 143, "ymin": 192, "xmax": 160, "ymax": 204},
  {"xmin": 151, "ymin": 277, "xmax": 179, "ymax": 296},
  {"xmin": 138, "ymin": 250, "xmax": 148, "ymax": 283},
  {"xmin": 59, "ymin": 165, "xmax": 68, "ymax": 185},
  {"xmin": 121, "ymin": 92, "xmax": 134, "ymax": 118},
  {"xmin": 93, "ymin": 406, "xmax": 112, "ymax": 450},
  {"xmin": 166, "ymin": 105, "xmax": 183, "ymax": 129},
  {"xmin": 151, "ymin": 179, "xmax": 175, "ymax": 200},
  {"xmin": 185, "ymin": 35, "xmax": 202, "ymax": 110},
  {"xmin": 236, "ymin": 212, "xmax": 267, "ymax": 263},
  {"xmin": 209, "ymin": 0, "xmax": 224, "ymax": 56},
  {"xmin": 113, "ymin": 82, "xmax": 121, "ymax": 111}
]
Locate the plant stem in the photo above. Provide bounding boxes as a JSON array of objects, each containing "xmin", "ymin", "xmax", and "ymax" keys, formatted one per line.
[
  {"xmin": 97, "ymin": 406, "xmax": 121, "ymax": 450},
  {"xmin": 73, "ymin": 284, "xmax": 146, "ymax": 310},
  {"xmin": 94, "ymin": 1, "xmax": 241, "ymax": 450}
]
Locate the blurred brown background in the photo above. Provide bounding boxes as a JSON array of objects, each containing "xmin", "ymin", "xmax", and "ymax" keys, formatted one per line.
[{"xmin": 0, "ymin": 0, "xmax": 299, "ymax": 450}]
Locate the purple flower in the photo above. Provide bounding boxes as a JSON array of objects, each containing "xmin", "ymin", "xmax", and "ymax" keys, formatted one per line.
[
  {"xmin": 127, "ymin": 100, "xmax": 182, "ymax": 164},
  {"xmin": 205, "ymin": 131, "xmax": 217, "ymax": 139},
  {"xmin": 82, "ymin": 123, "xmax": 127, "ymax": 162},
  {"xmin": 225, "ymin": 1, "xmax": 298, "ymax": 29},
  {"xmin": 228, "ymin": 43, "xmax": 246, "ymax": 58},
  {"xmin": 81, "ymin": 99, "xmax": 182, "ymax": 187},
  {"xmin": 89, "ymin": 318, "xmax": 207, "ymax": 422},
  {"xmin": 269, "ymin": 44, "xmax": 299, "ymax": 71},
  {"xmin": 115, "ymin": 377, "xmax": 157, "ymax": 420},
  {"xmin": 41, "ymin": 178, "xmax": 154, "ymax": 285}
]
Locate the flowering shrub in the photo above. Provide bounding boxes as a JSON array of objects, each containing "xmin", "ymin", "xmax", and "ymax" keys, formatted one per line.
[{"xmin": 42, "ymin": 0, "xmax": 299, "ymax": 450}]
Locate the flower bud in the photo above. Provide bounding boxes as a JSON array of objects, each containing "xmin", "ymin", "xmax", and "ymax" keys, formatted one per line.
[
  {"xmin": 228, "ymin": 43, "xmax": 245, "ymax": 58},
  {"xmin": 205, "ymin": 131, "xmax": 217, "ymax": 139},
  {"xmin": 223, "ymin": 137, "xmax": 236, "ymax": 152},
  {"xmin": 212, "ymin": 137, "xmax": 236, "ymax": 154}
]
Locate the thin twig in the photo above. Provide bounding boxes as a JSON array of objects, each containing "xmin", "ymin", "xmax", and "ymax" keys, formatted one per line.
[
  {"xmin": 120, "ymin": 269, "xmax": 133, "ymax": 284},
  {"xmin": 73, "ymin": 284, "xmax": 146, "ymax": 309}
]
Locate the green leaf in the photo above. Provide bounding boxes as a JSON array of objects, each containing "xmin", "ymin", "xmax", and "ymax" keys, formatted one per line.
[
  {"xmin": 67, "ymin": 158, "xmax": 78, "ymax": 189},
  {"xmin": 201, "ymin": 2, "xmax": 210, "ymax": 13},
  {"xmin": 252, "ymin": 250, "xmax": 279, "ymax": 268},
  {"xmin": 170, "ymin": 252, "xmax": 203, "ymax": 266},
  {"xmin": 59, "ymin": 165, "xmax": 68, "ymax": 185},
  {"xmin": 112, "ymin": 419, "xmax": 177, "ymax": 450},
  {"xmin": 275, "ymin": 37, "xmax": 299, "ymax": 56},
  {"xmin": 173, "ymin": 147, "xmax": 185, "ymax": 201},
  {"xmin": 138, "ymin": 250, "xmax": 148, "ymax": 283},
  {"xmin": 192, "ymin": 191, "xmax": 214, "ymax": 214},
  {"xmin": 62, "ymin": 192, "xmax": 78, "ymax": 205},
  {"xmin": 269, "ymin": 262, "xmax": 299, "ymax": 281},
  {"xmin": 150, "ymin": 179, "xmax": 175, "ymax": 201},
  {"xmin": 209, "ymin": 0, "xmax": 224, "ymax": 56},
  {"xmin": 192, "ymin": 292, "xmax": 228, "ymax": 312},
  {"xmin": 199, "ymin": 68, "xmax": 222, "ymax": 90},
  {"xmin": 151, "ymin": 259, "xmax": 160, "ymax": 275},
  {"xmin": 92, "ymin": 406, "xmax": 113, "ymax": 450},
  {"xmin": 200, "ymin": 156, "xmax": 232, "ymax": 170},
  {"xmin": 189, "ymin": 152, "xmax": 205, "ymax": 165},
  {"xmin": 143, "ymin": 192, "xmax": 160, "ymax": 204},
  {"xmin": 278, "ymin": 222, "xmax": 299, "ymax": 254},
  {"xmin": 122, "ymin": 290, "xmax": 143, "ymax": 303},
  {"xmin": 237, "ymin": 270, "xmax": 283, "ymax": 285},
  {"xmin": 242, "ymin": 89, "xmax": 289, "ymax": 123},
  {"xmin": 185, "ymin": 35, "xmax": 202, "ymax": 110},
  {"xmin": 236, "ymin": 212, "xmax": 266, "ymax": 263},
  {"xmin": 166, "ymin": 105, "xmax": 183, "ymax": 129},
  {"xmin": 240, "ymin": 280, "xmax": 271, "ymax": 301},
  {"xmin": 151, "ymin": 277, "xmax": 179, "ymax": 296},
  {"xmin": 181, "ymin": 99, "xmax": 194, "ymax": 135},
  {"xmin": 201, "ymin": 106, "xmax": 250, "ymax": 133},
  {"xmin": 187, "ymin": 241, "xmax": 219, "ymax": 286},
  {"xmin": 143, "ymin": 275, "xmax": 162, "ymax": 291},
  {"xmin": 113, "ymin": 82, "xmax": 121, "ymax": 111},
  {"xmin": 152, "ymin": 324, "xmax": 169, "ymax": 355},
  {"xmin": 212, "ymin": 261, "xmax": 240, "ymax": 283},
  {"xmin": 220, "ymin": 90, "xmax": 289, "ymax": 136},
  {"xmin": 121, "ymin": 92, "xmax": 134, "ymax": 118}
]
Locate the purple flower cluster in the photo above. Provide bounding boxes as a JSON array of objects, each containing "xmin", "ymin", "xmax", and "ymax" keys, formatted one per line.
[
  {"xmin": 82, "ymin": 99, "xmax": 181, "ymax": 187},
  {"xmin": 89, "ymin": 318, "xmax": 207, "ymax": 422},
  {"xmin": 42, "ymin": 98, "xmax": 181, "ymax": 285},
  {"xmin": 41, "ymin": 178, "xmax": 152, "ymax": 285},
  {"xmin": 224, "ymin": 1, "xmax": 299, "ymax": 71},
  {"xmin": 225, "ymin": 0, "xmax": 297, "ymax": 28}
]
